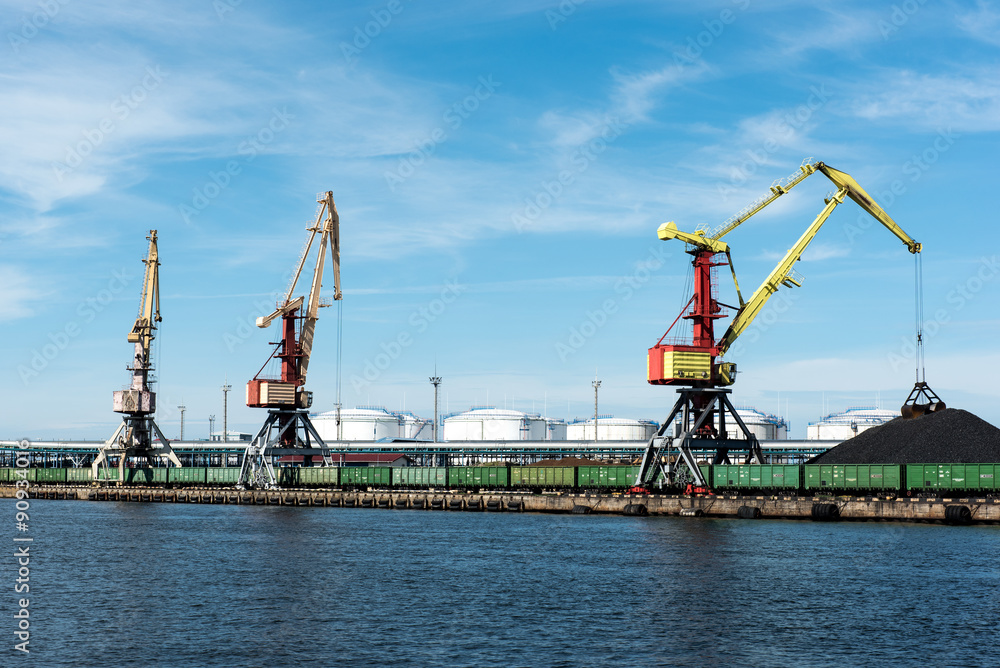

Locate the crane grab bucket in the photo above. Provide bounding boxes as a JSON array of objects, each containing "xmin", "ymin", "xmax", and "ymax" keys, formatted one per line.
[{"xmin": 900, "ymin": 381, "xmax": 946, "ymax": 419}]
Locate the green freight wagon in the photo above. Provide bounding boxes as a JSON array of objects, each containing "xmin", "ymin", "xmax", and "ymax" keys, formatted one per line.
[
  {"xmin": 33, "ymin": 468, "xmax": 67, "ymax": 483},
  {"xmin": 67, "ymin": 468, "xmax": 93, "ymax": 483},
  {"xmin": 126, "ymin": 468, "xmax": 169, "ymax": 485},
  {"xmin": 0, "ymin": 467, "xmax": 13, "ymax": 482},
  {"xmin": 577, "ymin": 465, "xmax": 639, "ymax": 490},
  {"xmin": 392, "ymin": 467, "xmax": 447, "ymax": 488},
  {"xmin": 447, "ymin": 466, "xmax": 510, "ymax": 488},
  {"xmin": 712, "ymin": 465, "xmax": 800, "ymax": 491},
  {"xmin": 96, "ymin": 468, "xmax": 120, "ymax": 481},
  {"xmin": 804, "ymin": 464, "xmax": 900, "ymax": 492},
  {"xmin": 297, "ymin": 466, "xmax": 339, "ymax": 487},
  {"xmin": 168, "ymin": 467, "xmax": 207, "ymax": 485},
  {"xmin": 340, "ymin": 466, "xmax": 393, "ymax": 488},
  {"xmin": 905, "ymin": 464, "xmax": 1000, "ymax": 493},
  {"xmin": 275, "ymin": 467, "xmax": 299, "ymax": 487},
  {"xmin": 509, "ymin": 466, "xmax": 576, "ymax": 489},
  {"xmin": 206, "ymin": 467, "xmax": 242, "ymax": 485}
]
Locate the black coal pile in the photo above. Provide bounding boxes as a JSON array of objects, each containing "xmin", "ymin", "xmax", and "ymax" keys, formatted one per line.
[{"xmin": 808, "ymin": 408, "xmax": 1000, "ymax": 464}]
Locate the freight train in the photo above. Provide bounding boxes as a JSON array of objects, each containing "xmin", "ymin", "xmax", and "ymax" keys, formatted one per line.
[{"xmin": 5, "ymin": 462, "xmax": 1000, "ymax": 496}]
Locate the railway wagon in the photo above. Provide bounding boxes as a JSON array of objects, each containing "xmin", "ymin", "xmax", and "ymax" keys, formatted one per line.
[
  {"xmin": 905, "ymin": 464, "xmax": 1000, "ymax": 493},
  {"xmin": 804, "ymin": 464, "xmax": 901, "ymax": 492},
  {"xmin": 392, "ymin": 466, "xmax": 447, "ymax": 489},
  {"xmin": 168, "ymin": 467, "xmax": 206, "ymax": 485},
  {"xmin": 295, "ymin": 466, "xmax": 339, "ymax": 488},
  {"xmin": 510, "ymin": 466, "xmax": 576, "ymax": 489},
  {"xmin": 206, "ymin": 467, "xmax": 242, "ymax": 485},
  {"xmin": 448, "ymin": 466, "xmax": 510, "ymax": 488},
  {"xmin": 712, "ymin": 465, "xmax": 801, "ymax": 491},
  {"xmin": 576, "ymin": 465, "xmax": 638, "ymax": 490},
  {"xmin": 67, "ymin": 468, "xmax": 93, "ymax": 483},
  {"xmin": 0, "ymin": 467, "xmax": 11, "ymax": 482},
  {"xmin": 127, "ymin": 468, "xmax": 169, "ymax": 485},
  {"xmin": 32, "ymin": 467, "xmax": 67, "ymax": 483},
  {"xmin": 96, "ymin": 468, "xmax": 120, "ymax": 481},
  {"xmin": 340, "ymin": 466, "xmax": 393, "ymax": 488}
]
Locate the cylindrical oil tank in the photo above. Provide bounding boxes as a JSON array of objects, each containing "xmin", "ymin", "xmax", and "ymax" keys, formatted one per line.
[
  {"xmin": 545, "ymin": 418, "xmax": 568, "ymax": 441},
  {"xmin": 442, "ymin": 407, "xmax": 547, "ymax": 441},
  {"xmin": 806, "ymin": 407, "xmax": 896, "ymax": 440},
  {"xmin": 312, "ymin": 406, "xmax": 401, "ymax": 441},
  {"xmin": 566, "ymin": 417, "xmax": 658, "ymax": 441},
  {"xmin": 729, "ymin": 407, "xmax": 788, "ymax": 441},
  {"xmin": 396, "ymin": 411, "xmax": 433, "ymax": 440}
]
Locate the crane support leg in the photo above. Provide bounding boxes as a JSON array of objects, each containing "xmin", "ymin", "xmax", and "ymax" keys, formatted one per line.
[
  {"xmin": 93, "ymin": 416, "xmax": 182, "ymax": 486},
  {"xmin": 634, "ymin": 388, "xmax": 763, "ymax": 493},
  {"xmin": 238, "ymin": 409, "xmax": 333, "ymax": 489}
]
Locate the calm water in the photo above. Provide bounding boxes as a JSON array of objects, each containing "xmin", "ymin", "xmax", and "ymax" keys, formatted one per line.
[{"xmin": 7, "ymin": 501, "xmax": 1000, "ymax": 667}]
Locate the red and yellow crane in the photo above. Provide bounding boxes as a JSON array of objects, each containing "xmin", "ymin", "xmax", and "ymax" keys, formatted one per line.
[
  {"xmin": 238, "ymin": 192, "xmax": 342, "ymax": 489},
  {"xmin": 636, "ymin": 159, "xmax": 938, "ymax": 491}
]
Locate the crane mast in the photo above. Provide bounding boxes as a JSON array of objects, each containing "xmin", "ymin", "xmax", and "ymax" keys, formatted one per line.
[
  {"xmin": 239, "ymin": 192, "xmax": 343, "ymax": 489},
  {"xmin": 93, "ymin": 230, "xmax": 182, "ymax": 483},
  {"xmin": 636, "ymin": 159, "xmax": 927, "ymax": 493}
]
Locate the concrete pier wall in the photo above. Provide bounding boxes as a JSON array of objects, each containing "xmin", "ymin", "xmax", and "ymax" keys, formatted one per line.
[{"xmin": 3, "ymin": 485, "xmax": 998, "ymax": 524}]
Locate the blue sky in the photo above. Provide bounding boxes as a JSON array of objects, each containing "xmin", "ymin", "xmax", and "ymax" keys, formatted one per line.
[{"xmin": 3, "ymin": 0, "xmax": 999, "ymax": 440}]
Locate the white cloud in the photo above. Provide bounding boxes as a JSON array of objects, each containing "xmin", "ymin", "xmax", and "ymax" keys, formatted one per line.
[
  {"xmin": 0, "ymin": 265, "xmax": 45, "ymax": 321},
  {"xmin": 850, "ymin": 69, "xmax": 1000, "ymax": 132}
]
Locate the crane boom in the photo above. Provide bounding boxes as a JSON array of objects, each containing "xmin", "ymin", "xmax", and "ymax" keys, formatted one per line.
[{"xmin": 716, "ymin": 187, "xmax": 847, "ymax": 355}]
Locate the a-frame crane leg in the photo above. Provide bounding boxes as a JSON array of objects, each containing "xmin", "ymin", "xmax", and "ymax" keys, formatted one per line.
[
  {"xmin": 93, "ymin": 416, "xmax": 181, "ymax": 486},
  {"xmin": 634, "ymin": 388, "xmax": 764, "ymax": 493},
  {"xmin": 238, "ymin": 409, "xmax": 333, "ymax": 490}
]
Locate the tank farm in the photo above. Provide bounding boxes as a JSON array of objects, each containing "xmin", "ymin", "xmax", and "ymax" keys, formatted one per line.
[{"xmin": 6, "ymin": 164, "xmax": 1000, "ymax": 525}]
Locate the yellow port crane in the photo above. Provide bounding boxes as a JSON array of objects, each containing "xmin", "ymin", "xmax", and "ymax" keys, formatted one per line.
[
  {"xmin": 638, "ymin": 159, "xmax": 939, "ymax": 492},
  {"xmin": 93, "ymin": 230, "xmax": 182, "ymax": 484}
]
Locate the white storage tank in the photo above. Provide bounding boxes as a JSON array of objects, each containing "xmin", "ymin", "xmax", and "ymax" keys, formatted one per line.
[
  {"xmin": 545, "ymin": 418, "xmax": 568, "ymax": 441},
  {"xmin": 731, "ymin": 407, "xmax": 788, "ymax": 441},
  {"xmin": 312, "ymin": 406, "xmax": 401, "ymax": 441},
  {"xmin": 442, "ymin": 407, "xmax": 547, "ymax": 441},
  {"xmin": 566, "ymin": 416, "xmax": 658, "ymax": 441},
  {"xmin": 396, "ymin": 411, "xmax": 433, "ymax": 440},
  {"xmin": 807, "ymin": 407, "xmax": 897, "ymax": 440}
]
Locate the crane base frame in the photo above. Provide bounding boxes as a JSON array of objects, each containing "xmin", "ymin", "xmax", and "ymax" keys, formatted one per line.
[
  {"xmin": 238, "ymin": 409, "xmax": 332, "ymax": 489},
  {"xmin": 93, "ymin": 415, "xmax": 182, "ymax": 486},
  {"xmin": 635, "ymin": 388, "xmax": 764, "ymax": 492}
]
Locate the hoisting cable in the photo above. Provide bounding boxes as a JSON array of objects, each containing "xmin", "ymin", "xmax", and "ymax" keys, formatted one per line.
[
  {"xmin": 901, "ymin": 250, "xmax": 946, "ymax": 418},
  {"xmin": 335, "ymin": 298, "xmax": 344, "ymax": 441},
  {"xmin": 914, "ymin": 251, "xmax": 924, "ymax": 385}
]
